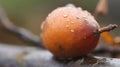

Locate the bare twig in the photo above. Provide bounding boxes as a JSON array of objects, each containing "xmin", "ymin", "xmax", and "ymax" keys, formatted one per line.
[
  {"xmin": 98, "ymin": 24, "xmax": 118, "ymax": 34},
  {"xmin": 0, "ymin": 8, "xmax": 45, "ymax": 48},
  {"xmin": 94, "ymin": 24, "xmax": 118, "ymax": 36}
]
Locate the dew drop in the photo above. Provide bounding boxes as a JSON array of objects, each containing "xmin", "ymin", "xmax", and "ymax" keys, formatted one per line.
[
  {"xmin": 83, "ymin": 16, "xmax": 86, "ymax": 18},
  {"xmin": 78, "ymin": 7, "xmax": 82, "ymax": 11},
  {"xmin": 84, "ymin": 19, "xmax": 87, "ymax": 21},
  {"xmin": 59, "ymin": 8, "xmax": 62, "ymax": 11},
  {"xmin": 65, "ymin": 25, "xmax": 69, "ymax": 28},
  {"xmin": 70, "ymin": 29, "xmax": 74, "ymax": 32},
  {"xmin": 84, "ymin": 19, "xmax": 88, "ymax": 24},
  {"xmin": 71, "ymin": 21, "xmax": 74, "ymax": 24},
  {"xmin": 63, "ymin": 14, "xmax": 68, "ymax": 18}
]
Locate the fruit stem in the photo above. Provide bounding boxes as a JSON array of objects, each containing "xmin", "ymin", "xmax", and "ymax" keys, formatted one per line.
[{"xmin": 95, "ymin": 24, "xmax": 118, "ymax": 35}]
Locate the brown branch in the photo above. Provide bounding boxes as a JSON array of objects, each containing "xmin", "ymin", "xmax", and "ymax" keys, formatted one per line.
[
  {"xmin": 0, "ymin": 8, "xmax": 45, "ymax": 48},
  {"xmin": 0, "ymin": 44, "xmax": 120, "ymax": 67},
  {"xmin": 94, "ymin": 24, "xmax": 118, "ymax": 35},
  {"xmin": 98, "ymin": 24, "xmax": 118, "ymax": 34},
  {"xmin": 93, "ymin": 44, "xmax": 120, "ymax": 58}
]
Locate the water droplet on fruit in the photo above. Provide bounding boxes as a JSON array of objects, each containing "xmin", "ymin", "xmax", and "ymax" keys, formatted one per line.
[
  {"xmin": 83, "ymin": 16, "xmax": 86, "ymax": 18},
  {"xmin": 63, "ymin": 14, "xmax": 68, "ymax": 18},
  {"xmin": 59, "ymin": 8, "xmax": 62, "ymax": 11},
  {"xmin": 71, "ymin": 21, "xmax": 74, "ymax": 24},
  {"xmin": 84, "ymin": 19, "xmax": 88, "ymax": 24},
  {"xmin": 65, "ymin": 25, "xmax": 69, "ymax": 28},
  {"xmin": 84, "ymin": 19, "xmax": 87, "ymax": 21},
  {"xmin": 78, "ymin": 7, "xmax": 82, "ymax": 11},
  {"xmin": 66, "ymin": 4, "xmax": 75, "ymax": 8},
  {"xmin": 70, "ymin": 29, "xmax": 74, "ymax": 32}
]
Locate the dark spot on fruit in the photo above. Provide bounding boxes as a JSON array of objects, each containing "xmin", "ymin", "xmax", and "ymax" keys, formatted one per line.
[
  {"xmin": 93, "ymin": 29, "xmax": 100, "ymax": 37},
  {"xmin": 56, "ymin": 44, "xmax": 64, "ymax": 51}
]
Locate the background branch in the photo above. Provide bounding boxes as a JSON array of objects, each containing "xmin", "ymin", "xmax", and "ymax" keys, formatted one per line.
[
  {"xmin": 0, "ymin": 43, "xmax": 119, "ymax": 67},
  {"xmin": 0, "ymin": 8, "xmax": 44, "ymax": 48}
]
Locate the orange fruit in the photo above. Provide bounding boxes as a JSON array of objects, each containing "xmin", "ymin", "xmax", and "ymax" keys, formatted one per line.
[{"xmin": 41, "ymin": 5, "xmax": 100, "ymax": 58}]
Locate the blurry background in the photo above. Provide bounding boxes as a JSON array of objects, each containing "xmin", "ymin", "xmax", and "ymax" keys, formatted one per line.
[{"xmin": 0, "ymin": 0, "xmax": 119, "ymax": 46}]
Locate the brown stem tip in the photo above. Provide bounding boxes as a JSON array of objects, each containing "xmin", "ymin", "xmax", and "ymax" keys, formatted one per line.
[{"xmin": 95, "ymin": 24, "xmax": 118, "ymax": 35}]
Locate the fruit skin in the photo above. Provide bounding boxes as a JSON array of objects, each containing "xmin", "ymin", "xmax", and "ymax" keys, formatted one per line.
[{"xmin": 41, "ymin": 5, "xmax": 100, "ymax": 58}]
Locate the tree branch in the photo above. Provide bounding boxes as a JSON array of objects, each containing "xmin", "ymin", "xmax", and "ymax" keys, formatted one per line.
[
  {"xmin": 0, "ymin": 8, "xmax": 44, "ymax": 48},
  {"xmin": 0, "ymin": 44, "xmax": 120, "ymax": 67}
]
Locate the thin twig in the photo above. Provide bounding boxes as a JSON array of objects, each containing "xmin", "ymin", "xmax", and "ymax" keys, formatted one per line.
[
  {"xmin": 94, "ymin": 24, "xmax": 118, "ymax": 36},
  {"xmin": 98, "ymin": 24, "xmax": 118, "ymax": 34},
  {"xmin": 0, "ymin": 8, "xmax": 45, "ymax": 48}
]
